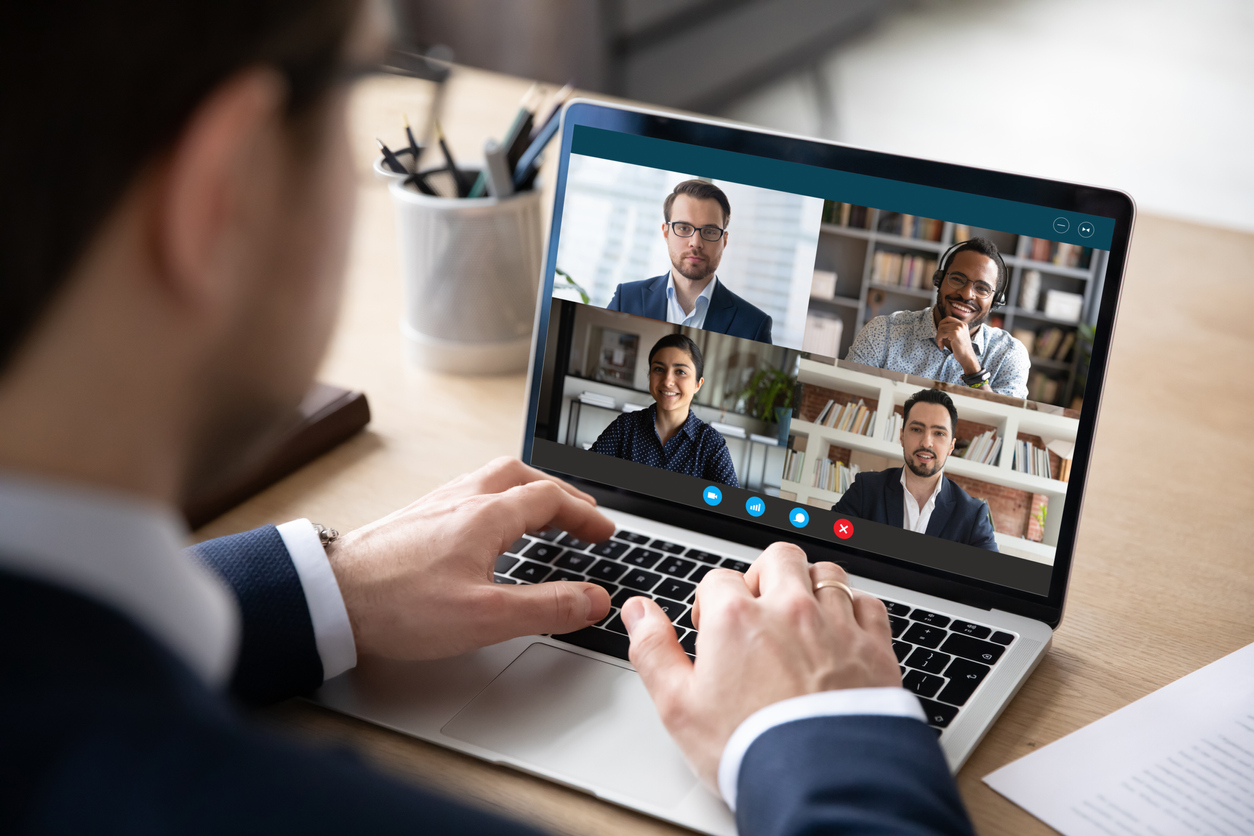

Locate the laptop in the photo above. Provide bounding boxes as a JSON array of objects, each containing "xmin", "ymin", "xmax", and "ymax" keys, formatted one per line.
[{"xmin": 315, "ymin": 100, "xmax": 1134, "ymax": 835}]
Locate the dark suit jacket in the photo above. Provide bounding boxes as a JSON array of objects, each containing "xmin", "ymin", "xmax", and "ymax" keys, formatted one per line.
[
  {"xmin": 1, "ymin": 524, "xmax": 974, "ymax": 835},
  {"xmin": 832, "ymin": 467, "xmax": 999, "ymax": 552},
  {"xmin": 607, "ymin": 274, "xmax": 773, "ymax": 344}
]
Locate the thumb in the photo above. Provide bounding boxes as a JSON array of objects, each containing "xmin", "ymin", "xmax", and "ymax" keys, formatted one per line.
[
  {"xmin": 622, "ymin": 597, "xmax": 691, "ymax": 708},
  {"xmin": 493, "ymin": 581, "xmax": 610, "ymax": 638}
]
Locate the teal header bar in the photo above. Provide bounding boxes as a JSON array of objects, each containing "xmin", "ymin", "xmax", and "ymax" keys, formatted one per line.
[{"xmin": 571, "ymin": 126, "xmax": 1114, "ymax": 251}]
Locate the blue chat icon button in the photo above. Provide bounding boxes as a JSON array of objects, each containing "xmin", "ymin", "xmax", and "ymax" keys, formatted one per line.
[
  {"xmin": 702, "ymin": 485, "xmax": 723, "ymax": 506},
  {"xmin": 788, "ymin": 507, "xmax": 810, "ymax": 528}
]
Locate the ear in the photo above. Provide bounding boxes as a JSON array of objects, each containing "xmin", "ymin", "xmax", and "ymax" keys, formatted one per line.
[
  {"xmin": 152, "ymin": 68, "xmax": 287, "ymax": 308},
  {"xmin": 694, "ymin": 376, "xmax": 704, "ymax": 393},
  {"xmin": 661, "ymin": 222, "xmax": 670, "ymax": 240}
]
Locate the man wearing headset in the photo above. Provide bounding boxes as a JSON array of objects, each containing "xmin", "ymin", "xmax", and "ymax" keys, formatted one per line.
[{"xmin": 845, "ymin": 237, "xmax": 1030, "ymax": 398}]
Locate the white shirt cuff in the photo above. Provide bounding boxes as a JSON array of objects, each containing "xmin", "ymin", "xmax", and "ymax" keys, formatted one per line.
[
  {"xmin": 276, "ymin": 519, "xmax": 357, "ymax": 679},
  {"xmin": 717, "ymin": 687, "xmax": 927, "ymax": 811}
]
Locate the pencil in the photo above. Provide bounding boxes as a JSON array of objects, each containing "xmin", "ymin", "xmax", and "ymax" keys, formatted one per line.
[
  {"xmin": 433, "ymin": 120, "xmax": 472, "ymax": 197},
  {"xmin": 376, "ymin": 138, "xmax": 407, "ymax": 174},
  {"xmin": 403, "ymin": 114, "xmax": 421, "ymax": 161}
]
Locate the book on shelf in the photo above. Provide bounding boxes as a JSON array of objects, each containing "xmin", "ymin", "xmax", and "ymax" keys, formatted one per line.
[
  {"xmin": 957, "ymin": 429, "xmax": 1001, "ymax": 466},
  {"xmin": 1022, "ymin": 237, "xmax": 1091, "ymax": 269},
  {"xmin": 802, "ymin": 313, "xmax": 843, "ymax": 358},
  {"xmin": 710, "ymin": 421, "xmax": 747, "ymax": 439},
  {"xmin": 819, "ymin": 398, "xmax": 876, "ymax": 437},
  {"xmin": 881, "ymin": 410, "xmax": 903, "ymax": 442},
  {"xmin": 813, "ymin": 457, "xmax": 860, "ymax": 494},
  {"xmin": 1055, "ymin": 330, "xmax": 1076, "ymax": 362},
  {"xmin": 782, "ymin": 448, "xmax": 806, "ymax": 483},
  {"xmin": 822, "ymin": 201, "xmax": 870, "ymax": 229},
  {"xmin": 1011, "ymin": 439, "xmax": 1053, "ymax": 479},
  {"xmin": 578, "ymin": 392, "xmax": 616, "ymax": 408},
  {"xmin": 877, "ymin": 212, "xmax": 944, "ymax": 242},
  {"xmin": 1027, "ymin": 370, "xmax": 1061, "ymax": 404},
  {"xmin": 871, "ymin": 251, "xmax": 937, "ymax": 289}
]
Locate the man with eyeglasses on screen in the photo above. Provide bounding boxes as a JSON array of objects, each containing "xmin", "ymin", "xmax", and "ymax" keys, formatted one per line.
[
  {"xmin": 846, "ymin": 238, "xmax": 1030, "ymax": 398},
  {"xmin": 606, "ymin": 180, "xmax": 774, "ymax": 344}
]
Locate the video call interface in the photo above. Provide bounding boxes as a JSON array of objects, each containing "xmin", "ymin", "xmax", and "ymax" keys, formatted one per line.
[{"xmin": 529, "ymin": 126, "xmax": 1114, "ymax": 597}]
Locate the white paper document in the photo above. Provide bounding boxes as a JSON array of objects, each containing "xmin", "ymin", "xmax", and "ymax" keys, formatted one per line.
[{"xmin": 985, "ymin": 642, "xmax": 1254, "ymax": 836}]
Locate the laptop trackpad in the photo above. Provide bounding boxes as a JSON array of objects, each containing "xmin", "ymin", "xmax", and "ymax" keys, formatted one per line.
[{"xmin": 441, "ymin": 642, "xmax": 699, "ymax": 808}]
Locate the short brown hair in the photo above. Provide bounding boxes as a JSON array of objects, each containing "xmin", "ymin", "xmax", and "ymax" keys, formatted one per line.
[{"xmin": 663, "ymin": 180, "xmax": 731, "ymax": 227}]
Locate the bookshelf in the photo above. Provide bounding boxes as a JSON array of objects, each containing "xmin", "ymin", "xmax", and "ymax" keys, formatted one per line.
[
  {"xmin": 782, "ymin": 359, "xmax": 1078, "ymax": 562},
  {"xmin": 808, "ymin": 203, "xmax": 1108, "ymax": 408}
]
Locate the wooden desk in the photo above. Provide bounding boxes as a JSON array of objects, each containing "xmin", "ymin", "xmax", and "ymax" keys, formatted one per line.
[{"xmin": 194, "ymin": 68, "xmax": 1254, "ymax": 835}]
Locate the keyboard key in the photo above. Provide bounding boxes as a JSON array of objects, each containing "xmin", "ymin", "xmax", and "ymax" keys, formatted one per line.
[
  {"xmin": 902, "ymin": 623, "xmax": 947, "ymax": 649},
  {"xmin": 652, "ymin": 597, "xmax": 687, "ymax": 622},
  {"xmin": 721, "ymin": 558, "xmax": 751, "ymax": 573},
  {"xmin": 594, "ymin": 607, "xmax": 617, "ymax": 628},
  {"xmin": 684, "ymin": 549, "xmax": 722, "ymax": 564},
  {"xmin": 937, "ymin": 658, "xmax": 990, "ymax": 706},
  {"xmin": 909, "ymin": 608, "xmax": 951, "ymax": 628},
  {"xmin": 506, "ymin": 537, "xmax": 531, "ymax": 555},
  {"xmin": 611, "ymin": 588, "xmax": 643, "ymax": 609},
  {"xmin": 510, "ymin": 561, "xmax": 552, "ymax": 583},
  {"xmin": 917, "ymin": 698, "xmax": 959, "ymax": 728},
  {"xmin": 941, "ymin": 634, "xmax": 1006, "ymax": 665},
  {"xmin": 588, "ymin": 540, "xmax": 629, "ymax": 560},
  {"xmin": 658, "ymin": 557, "xmax": 697, "ymax": 578},
  {"xmin": 558, "ymin": 534, "xmax": 592, "ymax": 550},
  {"xmin": 621, "ymin": 568, "xmax": 662, "ymax": 592},
  {"xmin": 676, "ymin": 609, "xmax": 695, "ymax": 630},
  {"xmin": 613, "ymin": 530, "xmax": 651, "ymax": 544},
  {"xmin": 586, "ymin": 579, "xmax": 618, "ymax": 597},
  {"xmin": 655, "ymin": 579, "xmax": 696, "ymax": 601},
  {"xmin": 903, "ymin": 669, "xmax": 944, "ymax": 698},
  {"xmin": 623, "ymin": 547, "xmax": 662, "ymax": 568},
  {"xmin": 530, "ymin": 527, "xmax": 562, "ymax": 541},
  {"xmin": 689, "ymin": 566, "xmax": 714, "ymax": 583},
  {"xmin": 546, "ymin": 569, "xmax": 585, "ymax": 583},
  {"xmin": 588, "ymin": 559, "xmax": 628, "ymax": 582},
  {"xmin": 888, "ymin": 615, "xmax": 908, "ymax": 638},
  {"xmin": 493, "ymin": 574, "xmax": 517, "ymax": 584},
  {"xmin": 494, "ymin": 554, "xmax": 520, "ymax": 574},
  {"xmin": 990, "ymin": 631, "xmax": 1015, "ymax": 646},
  {"xmin": 603, "ymin": 614, "xmax": 628, "ymax": 634},
  {"xmin": 880, "ymin": 599, "xmax": 912, "ymax": 617},
  {"xmin": 950, "ymin": 620, "xmax": 991, "ymax": 639},
  {"xmin": 523, "ymin": 542, "xmax": 564, "ymax": 563},
  {"xmin": 679, "ymin": 631, "xmax": 697, "ymax": 656},
  {"xmin": 554, "ymin": 551, "xmax": 595, "ymax": 573},
  {"xmin": 892, "ymin": 640, "xmax": 911, "ymax": 662},
  {"xmin": 905, "ymin": 648, "xmax": 952, "ymax": 675},
  {"xmin": 651, "ymin": 539, "xmax": 686, "ymax": 554},
  {"xmin": 552, "ymin": 626, "xmax": 629, "ymax": 660}
]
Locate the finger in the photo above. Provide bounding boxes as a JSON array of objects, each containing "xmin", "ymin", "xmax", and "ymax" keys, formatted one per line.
[
  {"xmin": 808, "ymin": 562, "xmax": 856, "ymax": 620},
  {"xmin": 691, "ymin": 567, "xmax": 755, "ymax": 631},
  {"xmin": 745, "ymin": 542, "xmax": 810, "ymax": 599},
  {"xmin": 483, "ymin": 480, "xmax": 615, "ymax": 548},
  {"xmin": 851, "ymin": 592, "xmax": 892, "ymax": 641},
  {"xmin": 460, "ymin": 457, "xmax": 600, "ymax": 508},
  {"xmin": 622, "ymin": 597, "xmax": 692, "ymax": 716},
  {"xmin": 487, "ymin": 580, "xmax": 610, "ymax": 640}
]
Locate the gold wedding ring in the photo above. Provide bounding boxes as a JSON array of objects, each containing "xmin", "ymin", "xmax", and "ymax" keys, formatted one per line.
[{"xmin": 813, "ymin": 579, "xmax": 855, "ymax": 605}]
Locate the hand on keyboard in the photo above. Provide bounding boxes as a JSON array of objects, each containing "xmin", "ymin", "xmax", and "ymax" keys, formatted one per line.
[
  {"xmin": 622, "ymin": 543, "xmax": 900, "ymax": 792},
  {"xmin": 326, "ymin": 457, "xmax": 614, "ymax": 660}
]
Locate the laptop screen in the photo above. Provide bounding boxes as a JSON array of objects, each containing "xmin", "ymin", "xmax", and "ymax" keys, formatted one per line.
[{"xmin": 524, "ymin": 103, "xmax": 1131, "ymax": 608}]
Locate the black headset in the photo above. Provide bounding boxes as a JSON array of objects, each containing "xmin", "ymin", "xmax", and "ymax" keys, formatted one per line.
[{"xmin": 932, "ymin": 238, "xmax": 1009, "ymax": 308}]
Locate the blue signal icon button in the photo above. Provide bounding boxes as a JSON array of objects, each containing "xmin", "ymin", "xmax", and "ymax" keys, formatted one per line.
[{"xmin": 745, "ymin": 496, "xmax": 765, "ymax": 517}]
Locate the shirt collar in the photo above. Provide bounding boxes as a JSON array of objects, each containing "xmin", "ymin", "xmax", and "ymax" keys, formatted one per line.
[
  {"xmin": 899, "ymin": 466, "xmax": 944, "ymax": 509},
  {"xmin": 666, "ymin": 273, "xmax": 718, "ymax": 311},
  {"xmin": 923, "ymin": 305, "xmax": 988, "ymax": 354},
  {"xmin": 0, "ymin": 472, "xmax": 239, "ymax": 685},
  {"xmin": 646, "ymin": 402, "xmax": 701, "ymax": 440}
]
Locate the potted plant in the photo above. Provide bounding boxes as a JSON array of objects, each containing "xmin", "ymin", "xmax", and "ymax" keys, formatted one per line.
[{"xmin": 737, "ymin": 368, "xmax": 797, "ymax": 446}]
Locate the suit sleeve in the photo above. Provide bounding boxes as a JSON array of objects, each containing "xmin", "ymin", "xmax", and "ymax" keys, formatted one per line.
[
  {"xmin": 606, "ymin": 284, "xmax": 623, "ymax": 311},
  {"xmin": 758, "ymin": 314, "xmax": 773, "ymax": 345},
  {"xmin": 968, "ymin": 501, "xmax": 999, "ymax": 552},
  {"xmin": 832, "ymin": 473, "xmax": 866, "ymax": 518},
  {"xmin": 736, "ymin": 715, "xmax": 976, "ymax": 836},
  {"xmin": 187, "ymin": 526, "xmax": 323, "ymax": 705}
]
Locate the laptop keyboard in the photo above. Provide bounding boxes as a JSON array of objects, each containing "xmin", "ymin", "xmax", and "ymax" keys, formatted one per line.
[{"xmin": 494, "ymin": 528, "xmax": 1017, "ymax": 735}]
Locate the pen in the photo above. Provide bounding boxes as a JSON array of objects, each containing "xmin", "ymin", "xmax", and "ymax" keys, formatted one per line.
[
  {"xmin": 433, "ymin": 120, "xmax": 472, "ymax": 197},
  {"xmin": 403, "ymin": 114, "xmax": 421, "ymax": 162},
  {"xmin": 376, "ymin": 138, "xmax": 407, "ymax": 174},
  {"xmin": 530, "ymin": 82, "xmax": 573, "ymax": 141},
  {"xmin": 511, "ymin": 107, "xmax": 562, "ymax": 191}
]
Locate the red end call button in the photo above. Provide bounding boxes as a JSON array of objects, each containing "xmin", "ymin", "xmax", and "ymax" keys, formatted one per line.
[{"xmin": 833, "ymin": 519, "xmax": 854, "ymax": 540}]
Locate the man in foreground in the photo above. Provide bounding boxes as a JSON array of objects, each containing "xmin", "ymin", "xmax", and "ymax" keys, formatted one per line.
[
  {"xmin": 846, "ymin": 237, "xmax": 1030, "ymax": 398},
  {"xmin": 0, "ymin": 2, "xmax": 973, "ymax": 834},
  {"xmin": 834, "ymin": 389, "xmax": 999, "ymax": 551},
  {"xmin": 607, "ymin": 179, "xmax": 774, "ymax": 344}
]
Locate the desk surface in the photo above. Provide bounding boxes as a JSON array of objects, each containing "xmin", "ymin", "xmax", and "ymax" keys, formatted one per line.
[{"xmin": 194, "ymin": 67, "xmax": 1254, "ymax": 835}]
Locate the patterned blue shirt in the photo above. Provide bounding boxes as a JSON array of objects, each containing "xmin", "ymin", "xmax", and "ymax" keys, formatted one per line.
[
  {"xmin": 846, "ymin": 306, "xmax": 1030, "ymax": 398},
  {"xmin": 590, "ymin": 403, "xmax": 740, "ymax": 488}
]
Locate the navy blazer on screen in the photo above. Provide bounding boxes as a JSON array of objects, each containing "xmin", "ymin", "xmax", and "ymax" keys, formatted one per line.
[
  {"xmin": 1, "ymin": 524, "xmax": 974, "ymax": 835},
  {"xmin": 833, "ymin": 467, "xmax": 1000, "ymax": 552},
  {"xmin": 606, "ymin": 273, "xmax": 774, "ymax": 344}
]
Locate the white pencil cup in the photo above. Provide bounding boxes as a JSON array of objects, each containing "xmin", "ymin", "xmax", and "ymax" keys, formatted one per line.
[{"xmin": 389, "ymin": 176, "xmax": 544, "ymax": 375}]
